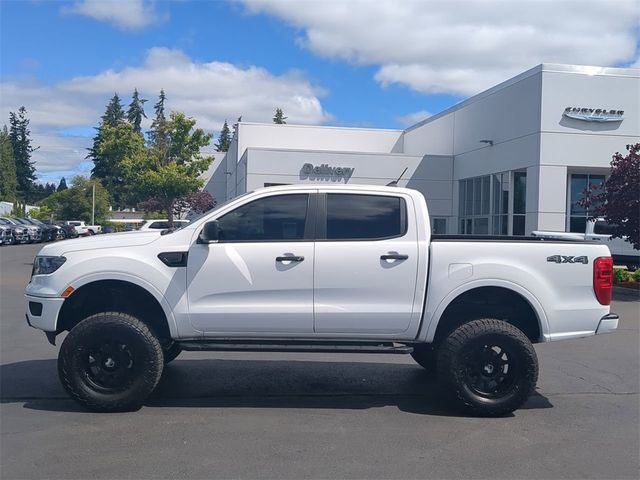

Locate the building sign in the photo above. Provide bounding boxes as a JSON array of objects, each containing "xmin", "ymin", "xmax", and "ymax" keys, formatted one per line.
[
  {"xmin": 563, "ymin": 107, "xmax": 624, "ymax": 123},
  {"xmin": 300, "ymin": 163, "xmax": 354, "ymax": 181}
]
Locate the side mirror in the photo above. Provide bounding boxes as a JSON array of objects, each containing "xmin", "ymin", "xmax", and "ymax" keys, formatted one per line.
[{"xmin": 198, "ymin": 220, "xmax": 220, "ymax": 244}]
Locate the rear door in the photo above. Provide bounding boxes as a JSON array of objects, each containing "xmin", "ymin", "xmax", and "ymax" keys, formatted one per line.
[{"xmin": 313, "ymin": 192, "xmax": 419, "ymax": 336}]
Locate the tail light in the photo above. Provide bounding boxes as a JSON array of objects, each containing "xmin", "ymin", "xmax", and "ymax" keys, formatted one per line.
[{"xmin": 593, "ymin": 256, "xmax": 613, "ymax": 305}]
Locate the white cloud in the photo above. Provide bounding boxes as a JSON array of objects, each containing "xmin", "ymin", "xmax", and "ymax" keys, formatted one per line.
[
  {"xmin": 241, "ymin": 0, "xmax": 640, "ymax": 96},
  {"xmin": 62, "ymin": 0, "xmax": 165, "ymax": 30},
  {"xmin": 0, "ymin": 48, "xmax": 331, "ymax": 179},
  {"xmin": 395, "ymin": 110, "xmax": 432, "ymax": 127}
]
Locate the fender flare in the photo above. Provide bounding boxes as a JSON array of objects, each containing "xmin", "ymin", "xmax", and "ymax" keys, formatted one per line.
[
  {"xmin": 421, "ymin": 278, "xmax": 550, "ymax": 343},
  {"xmin": 66, "ymin": 271, "xmax": 181, "ymax": 339}
]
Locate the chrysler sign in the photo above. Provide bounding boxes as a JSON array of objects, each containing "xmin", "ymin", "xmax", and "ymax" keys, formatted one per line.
[
  {"xmin": 301, "ymin": 163, "xmax": 354, "ymax": 181},
  {"xmin": 563, "ymin": 107, "xmax": 624, "ymax": 123}
]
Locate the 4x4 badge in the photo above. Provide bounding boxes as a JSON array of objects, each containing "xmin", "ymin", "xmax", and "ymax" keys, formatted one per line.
[{"xmin": 547, "ymin": 255, "xmax": 589, "ymax": 264}]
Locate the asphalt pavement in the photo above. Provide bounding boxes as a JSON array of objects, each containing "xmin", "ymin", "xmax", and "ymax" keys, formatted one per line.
[{"xmin": 1, "ymin": 243, "xmax": 639, "ymax": 479}]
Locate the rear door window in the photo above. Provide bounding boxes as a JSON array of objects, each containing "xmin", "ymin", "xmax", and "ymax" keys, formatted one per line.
[{"xmin": 325, "ymin": 194, "xmax": 406, "ymax": 240}]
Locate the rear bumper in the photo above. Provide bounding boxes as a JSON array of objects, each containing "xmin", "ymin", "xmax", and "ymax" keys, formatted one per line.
[{"xmin": 596, "ymin": 313, "xmax": 619, "ymax": 335}]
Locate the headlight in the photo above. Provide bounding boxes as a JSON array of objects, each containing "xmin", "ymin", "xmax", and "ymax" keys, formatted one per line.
[{"xmin": 32, "ymin": 256, "xmax": 66, "ymax": 276}]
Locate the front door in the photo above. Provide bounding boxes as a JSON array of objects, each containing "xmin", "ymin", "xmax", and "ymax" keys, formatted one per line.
[
  {"xmin": 313, "ymin": 192, "xmax": 419, "ymax": 336},
  {"xmin": 187, "ymin": 193, "xmax": 315, "ymax": 335}
]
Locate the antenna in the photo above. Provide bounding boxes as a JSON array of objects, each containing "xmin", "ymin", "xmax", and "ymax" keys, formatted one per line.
[{"xmin": 387, "ymin": 167, "xmax": 408, "ymax": 187}]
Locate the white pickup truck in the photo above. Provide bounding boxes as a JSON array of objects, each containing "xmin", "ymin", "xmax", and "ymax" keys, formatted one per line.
[
  {"xmin": 25, "ymin": 185, "xmax": 618, "ymax": 416},
  {"xmin": 64, "ymin": 221, "xmax": 102, "ymax": 236},
  {"xmin": 533, "ymin": 218, "xmax": 639, "ymax": 269}
]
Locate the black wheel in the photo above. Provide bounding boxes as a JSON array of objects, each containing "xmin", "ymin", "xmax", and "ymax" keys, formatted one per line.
[
  {"xmin": 58, "ymin": 312, "xmax": 164, "ymax": 412},
  {"xmin": 410, "ymin": 344, "xmax": 438, "ymax": 373},
  {"xmin": 163, "ymin": 342, "xmax": 182, "ymax": 364},
  {"xmin": 437, "ymin": 319, "xmax": 538, "ymax": 417},
  {"xmin": 6, "ymin": 235, "xmax": 15, "ymax": 245}
]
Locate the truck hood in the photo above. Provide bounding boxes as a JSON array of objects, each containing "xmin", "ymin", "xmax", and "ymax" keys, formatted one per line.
[{"xmin": 37, "ymin": 231, "xmax": 161, "ymax": 257}]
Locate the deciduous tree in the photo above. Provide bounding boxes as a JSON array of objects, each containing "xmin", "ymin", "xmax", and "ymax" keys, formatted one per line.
[
  {"xmin": 580, "ymin": 143, "xmax": 640, "ymax": 249},
  {"xmin": 41, "ymin": 176, "xmax": 110, "ymax": 223},
  {"xmin": 124, "ymin": 111, "xmax": 213, "ymax": 227}
]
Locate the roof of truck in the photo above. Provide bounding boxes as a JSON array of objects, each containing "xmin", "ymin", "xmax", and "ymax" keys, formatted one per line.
[{"xmin": 252, "ymin": 184, "xmax": 418, "ymax": 195}]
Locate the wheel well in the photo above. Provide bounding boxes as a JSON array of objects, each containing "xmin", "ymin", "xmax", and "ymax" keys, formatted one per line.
[
  {"xmin": 57, "ymin": 280, "xmax": 170, "ymax": 340},
  {"xmin": 433, "ymin": 287, "xmax": 541, "ymax": 345}
]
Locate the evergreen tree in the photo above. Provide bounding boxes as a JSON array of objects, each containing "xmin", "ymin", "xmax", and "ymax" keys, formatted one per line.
[
  {"xmin": 57, "ymin": 177, "xmax": 68, "ymax": 192},
  {"xmin": 215, "ymin": 120, "xmax": 231, "ymax": 152},
  {"xmin": 127, "ymin": 88, "xmax": 147, "ymax": 134},
  {"xmin": 9, "ymin": 107, "xmax": 37, "ymax": 202},
  {"xmin": 273, "ymin": 108, "xmax": 287, "ymax": 124},
  {"xmin": 0, "ymin": 125, "xmax": 18, "ymax": 201},
  {"xmin": 102, "ymin": 93, "xmax": 125, "ymax": 126},
  {"xmin": 148, "ymin": 89, "xmax": 169, "ymax": 161}
]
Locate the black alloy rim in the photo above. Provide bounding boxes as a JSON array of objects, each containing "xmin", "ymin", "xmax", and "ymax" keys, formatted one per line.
[
  {"xmin": 83, "ymin": 338, "xmax": 139, "ymax": 392},
  {"xmin": 462, "ymin": 338, "xmax": 519, "ymax": 398}
]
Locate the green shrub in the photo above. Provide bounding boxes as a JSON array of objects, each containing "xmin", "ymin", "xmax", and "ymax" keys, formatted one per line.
[
  {"xmin": 633, "ymin": 268, "xmax": 640, "ymax": 282},
  {"xmin": 613, "ymin": 268, "xmax": 632, "ymax": 284}
]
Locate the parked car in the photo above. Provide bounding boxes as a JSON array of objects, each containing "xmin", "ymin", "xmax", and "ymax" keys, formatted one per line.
[
  {"xmin": 0, "ymin": 217, "xmax": 27, "ymax": 244},
  {"xmin": 12, "ymin": 218, "xmax": 43, "ymax": 243},
  {"xmin": 0, "ymin": 224, "xmax": 7, "ymax": 245},
  {"xmin": 64, "ymin": 220, "xmax": 101, "ymax": 236},
  {"xmin": 54, "ymin": 222, "xmax": 79, "ymax": 239},
  {"xmin": 138, "ymin": 219, "xmax": 190, "ymax": 231},
  {"xmin": 26, "ymin": 185, "xmax": 618, "ymax": 416},
  {"xmin": 22, "ymin": 218, "xmax": 60, "ymax": 242},
  {"xmin": 533, "ymin": 217, "xmax": 639, "ymax": 269}
]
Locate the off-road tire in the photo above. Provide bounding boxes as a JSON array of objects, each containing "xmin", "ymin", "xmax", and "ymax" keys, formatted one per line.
[
  {"xmin": 410, "ymin": 344, "xmax": 438, "ymax": 373},
  {"xmin": 163, "ymin": 342, "xmax": 182, "ymax": 364},
  {"xmin": 58, "ymin": 312, "xmax": 164, "ymax": 412},
  {"xmin": 437, "ymin": 318, "xmax": 538, "ymax": 417}
]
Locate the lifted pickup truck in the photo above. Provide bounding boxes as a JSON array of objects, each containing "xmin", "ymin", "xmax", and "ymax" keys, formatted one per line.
[{"xmin": 25, "ymin": 185, "xmax": 618, "ymax": 416}]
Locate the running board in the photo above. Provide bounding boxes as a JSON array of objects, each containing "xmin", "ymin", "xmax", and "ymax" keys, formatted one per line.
[{"xmin": 178, "ymin": 340, "xmax": 413, "ymax": 354}]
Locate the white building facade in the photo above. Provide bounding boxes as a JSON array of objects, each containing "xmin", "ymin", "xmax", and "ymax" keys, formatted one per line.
[{"xmin": 203, "ymin": 64, "xmax": 639, "ymax": 235}]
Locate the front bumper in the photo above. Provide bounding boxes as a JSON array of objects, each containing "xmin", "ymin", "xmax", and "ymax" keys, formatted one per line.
[
  {"xmin": 24, "ymin": 293, "xmax": 65, "ymax": 332},
  {"xmin": 595, "ymin": 313, "xmax": 619, "ymax": 335}
]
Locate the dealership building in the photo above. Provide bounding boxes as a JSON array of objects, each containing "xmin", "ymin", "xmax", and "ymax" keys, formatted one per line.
[{"xmin": 203, "ymin": 64, "xmax": 639, "ymax": 235}]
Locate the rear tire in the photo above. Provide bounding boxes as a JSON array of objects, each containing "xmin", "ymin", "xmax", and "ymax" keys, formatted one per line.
[
  {"xmin": 437, "ymin": 318, "xmax": 538, "ymax": 417},
  {"xmin": 58, "ymin": 312, "xmax": 164, "ymax": 412}
]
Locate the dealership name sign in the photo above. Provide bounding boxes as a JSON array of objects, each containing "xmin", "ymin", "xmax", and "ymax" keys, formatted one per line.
[
  {"xmin": 563, "ymin": 107, "xmax": 624, "ymax": 123},
  {"xmin": 301, "ymin": 163, "xmax": 354, "ymax": 181}
]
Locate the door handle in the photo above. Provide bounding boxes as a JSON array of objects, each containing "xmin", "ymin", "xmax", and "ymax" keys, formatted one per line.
[
  {"xmin": 380, "ymin": 253, "xmax": 408, "ymax": 261},
  {"xmin": 276, "ymin": 255, "xmax": 305, "ymax": 262}
]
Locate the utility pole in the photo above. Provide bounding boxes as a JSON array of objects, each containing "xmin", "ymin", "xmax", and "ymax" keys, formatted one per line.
[{"xmin": 91, "ymin": 183, "xmax": 95, "ymax": 225}]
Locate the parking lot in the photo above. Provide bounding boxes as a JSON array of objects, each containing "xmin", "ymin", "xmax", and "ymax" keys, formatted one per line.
[{"xmin": 1, "ymin": 243, "xmax": 638, "ymax": 479}]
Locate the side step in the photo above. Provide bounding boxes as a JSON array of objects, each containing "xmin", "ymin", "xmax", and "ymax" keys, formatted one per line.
[{"xmin": 178, "ymin": 340, "xmax": 413, "ymax": 354}]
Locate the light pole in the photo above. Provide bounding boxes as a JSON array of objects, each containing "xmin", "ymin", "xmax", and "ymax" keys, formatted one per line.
[{"xmin": 91, "ymin": 183, "xmax": 95, "ymax": 225}]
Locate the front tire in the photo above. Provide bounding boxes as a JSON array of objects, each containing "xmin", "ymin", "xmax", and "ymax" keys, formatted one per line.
[
  {"xmin": 58, "ymin": 312, "xmax": 164, "ymax": 412},
  {"xmin": 437, "ymin": 319, "xmax": 538, "ymax": 417}
]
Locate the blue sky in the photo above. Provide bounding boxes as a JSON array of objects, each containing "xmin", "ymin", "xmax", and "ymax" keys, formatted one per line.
[{"xmin": 1, "ymin": 0, "xmax": 638, "ymax": 185}]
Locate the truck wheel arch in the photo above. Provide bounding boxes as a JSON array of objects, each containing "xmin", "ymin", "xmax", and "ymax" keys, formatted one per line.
[
  {"xmin": 56, "ymin": 278, "xmax": 177, "ymax": 341},
  {"xmin": 424, "ymin": 282, "xmax": 549, "ymax": 345}
]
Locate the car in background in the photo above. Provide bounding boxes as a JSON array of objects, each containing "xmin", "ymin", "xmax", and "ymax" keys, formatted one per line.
[
  {"xmin": 138, "ymin": 219, "xmax": 190, "ymax": 231},
  {"xmin": 12, "ymin": 218, "xmax": 43, "ymax": 243},
  {"xmin": 23, "ymin": 218, "xmax": 61, "ymax": 242},
  {"xmin": 53, "ymin": 222, "xmax": 79, "ymax": 240},
  {"xmin": 0, "ymin": 224, "xmax": 7, "ymax": 245},
  {"xmin": 0, "ymin": 218, "xmax": 27, "ymax": 244},
  {"xmin": 64, "ymin": 221, "xmax": 102, "ymax": 236}
]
